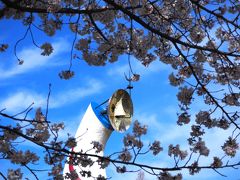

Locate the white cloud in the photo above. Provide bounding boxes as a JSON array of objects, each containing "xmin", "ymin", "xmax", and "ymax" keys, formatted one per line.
[
  {"xmin": 0, "ymin": 39, "xmax": 70, "ymax": 79},
  {"xmin": 0, "ymin": 79, "xmax": 104, "ymax": 112},
  {"xmin": 0, "ymin": 91, "xmax": 45, "ymax": 112},
  {"xmin": 135, "ymin": 113, "xmax": 160, "ymax": 129},
  {"xmin": 50, "ymin": 79, "xmax": 104, "ymax": 108}
]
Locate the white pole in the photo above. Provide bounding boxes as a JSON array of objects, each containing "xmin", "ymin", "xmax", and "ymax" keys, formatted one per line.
[{"xmin": 63, "ymin": 102, "xmax": 113, "ymax": 179}]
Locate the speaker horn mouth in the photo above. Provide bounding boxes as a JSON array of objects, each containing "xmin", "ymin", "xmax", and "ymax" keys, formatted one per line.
[{"xmin": 108, "ymin": 89, "xmax": 133, "ymax": 132}]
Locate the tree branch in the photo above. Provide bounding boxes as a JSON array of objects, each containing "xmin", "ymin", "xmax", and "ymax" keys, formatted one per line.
[
  {"xmin": 103, "ymin": 0, "xmax": 240, "ymax": 58},
  {"xmin": 190, "ymin": 0, "xmax": 240, "ymax": 29},
  {"xmin": 1, "ymin": 0, "xmax": 140, "ymax": 15},
  {"xmin": 88, "ymin": 13, "xmax": 110, "ymax": 43},
  {"xmin": 0, "ymin": 172, "xmax": 7, "ymax": 180},
  {"xmin": 0, "ymin": 112, "xmax": 50, "ymax": 123},
  {"xmin": 0, "ymin": 124, "xmax": 239, "ymax": 173},
  {"xmin": 173, "ymin": 42, "xmax": 240, "ymax": 130}
]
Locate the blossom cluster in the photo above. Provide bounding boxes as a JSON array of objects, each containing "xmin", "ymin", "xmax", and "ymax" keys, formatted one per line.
[
  {"xmin": 133, "ymin": 120, "xmax": 147, "ymax": 137},
  {"xmin": 158, "ymin": 171, "xmax": 182, "ymax": 180},
  {"xmin": 192, "ymin": 140, "xmax": 210, "ymax": 156},
  {"xmin": 59, "ymin": 70, "xmax": 75, "ymax": 80},
  {"xmin": 0, "ymin": 44, "xmax": 8, "ymax": 52},
  {"xmin": 168, "ymin": 144, "xmax": 188, "ymax": 160},
  {"xmin": 150, "ymin": 140, "xmax": 163, "ymax": 155},
  {"xmin": 222, "ymin": 137, "xmax": 239, "ymax": 157},
  {"xmin": 40, "ymin": 42, "xmax": 53, "ymax": 56},
  {"xmin": 118, "ymin": 148, "xmax": 132, "ymax": 162},
  {"xmin": 91, "ymin": 141, "xmax": 103, "ymax": 153},
  {"xmin": 177, "ymin": 86, "xmax": 194, "ymax": 106}
]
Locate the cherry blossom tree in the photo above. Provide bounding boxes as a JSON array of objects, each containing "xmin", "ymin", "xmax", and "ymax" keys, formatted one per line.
[{"xmin": 0, "ymin": 0, "xmax": 239, "ymax": 179}]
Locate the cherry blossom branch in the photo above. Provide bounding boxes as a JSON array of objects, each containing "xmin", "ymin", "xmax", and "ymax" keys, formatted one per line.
[
  {"xmin": 0, "ymin": 124, "xmax": 239, "ymax": 174},
  {"xmin": 103, "ymin": 0, "xmax": 240, "ymax": 58},
  {"xmin": 1, "ymin": 0, "xmax": 141, "ymax": 15},
  {"xmin": 2, "ymin": 0, "xmax": 239, "ymax": 58},
  {"xmin": 190, "ymin": 0, "xmax": 239, "ymax": 29},
  {"xmin": 173, "ymin": 42, "xmax": 240, "ymax": 130}
]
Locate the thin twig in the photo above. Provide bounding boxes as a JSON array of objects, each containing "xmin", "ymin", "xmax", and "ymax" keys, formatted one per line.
[
  {"xmin": 0, "ymin": 112, "xmax": 50, "ymax": 123},
  {"xmin": 0, "ymin": 172, "xmax": 7, "ymax": 180},
  {"xmin": 212, "ymin": 168, "xmax": 227, "ymax": 177},
  {"xmin": 12, "ymin": 103, "xmax": 34, "ymax": 118},
  {"xmin": 22, "ymin": 163, "xmax": 39, "ymax": 180}
]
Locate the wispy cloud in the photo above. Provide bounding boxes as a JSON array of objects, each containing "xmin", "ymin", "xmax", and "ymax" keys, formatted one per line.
[
  {"xmin": 0, "ymin": 91, "xmax": 45, "ymax": 112},
  {"xmin": 0, "ymin": 79, "xmax": 104, "ymax": 112},
  {"xmin": 0, "ymin": 39, "xmax": 69, "ymax": 79},
  {"xmin": 50, "ymin": 79, "xmax": 104, "ymax": 108}
]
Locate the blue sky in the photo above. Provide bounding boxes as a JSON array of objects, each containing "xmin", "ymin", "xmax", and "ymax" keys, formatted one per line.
[{"xmin": 0, "ymin": 19, "xmax": 239, "ymax": 180}]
